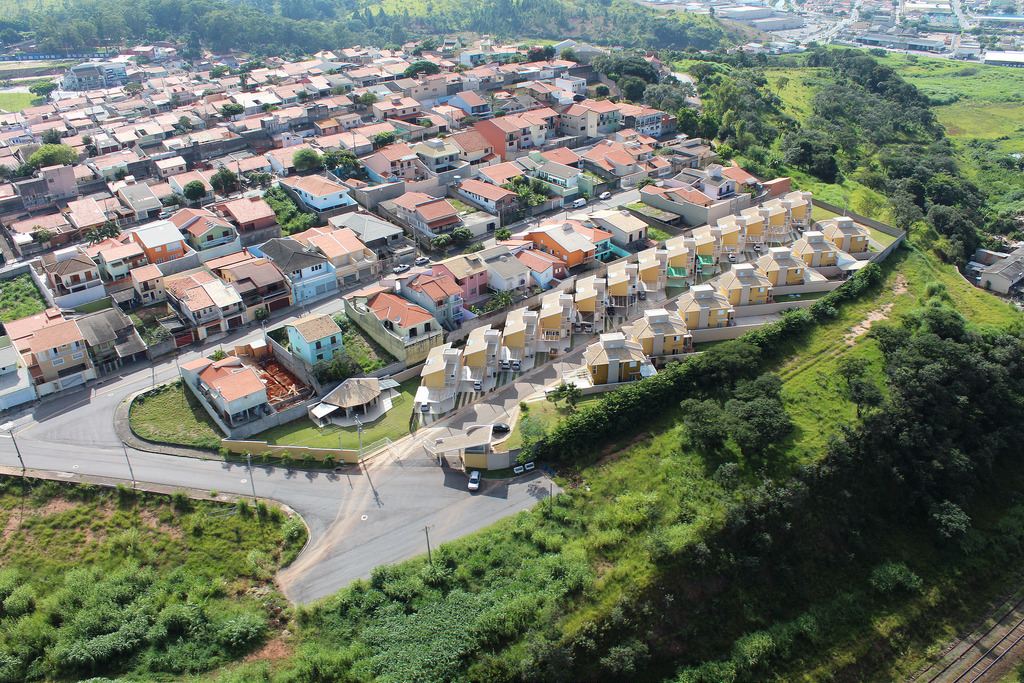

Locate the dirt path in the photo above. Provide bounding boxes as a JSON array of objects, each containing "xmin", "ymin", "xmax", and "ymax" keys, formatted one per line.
[{"xmin": 844, "ymin": 274, "xmax": 909, "ymax": 345}]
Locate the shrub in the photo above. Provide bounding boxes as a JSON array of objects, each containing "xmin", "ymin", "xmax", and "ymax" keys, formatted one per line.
[
  {"xmin": 869, "ymin": 562, "xmax": 922, "ymax": 594},
  {"xmin": 1, "ymin": 583, "xmax": 33, "ymax": 617}
]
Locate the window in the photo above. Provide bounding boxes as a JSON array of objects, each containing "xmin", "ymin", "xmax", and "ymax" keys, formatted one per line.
[
  {"xmin": 71, "ymin": 352, "xmax": 83, "ymax": 360},
  {"xmin": 316, "ymin": 353, "xmax": 323, "ymax": 361},
  {"xmin": 52, "ymin": 358, "xmax": 64, "ymax": 366},
  {"xmin": 315, "ymin": 340, "xmax": 322, "ymax": 349}
]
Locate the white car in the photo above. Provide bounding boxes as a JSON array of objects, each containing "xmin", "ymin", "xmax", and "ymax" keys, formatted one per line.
[
  {"xmin": 467, "ymin": 470, "xmax": 482, "ymax": 491},
  {"xmin": 599, "ymin": 191, "xmax": 612, "ymax": 200},
  {"xmin": 393, "ymin": 263, "xmax": 411, "ymax": 274},
  {"xmin": 414, "ymin": 256, "xmax": 430, "ymax": 266}
]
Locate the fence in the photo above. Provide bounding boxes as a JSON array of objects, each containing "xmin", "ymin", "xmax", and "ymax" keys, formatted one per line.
[
  {"xmin": 809, "ymin": 199, "xmax": 906, "ymax": 264},
  {"xmin": 220, "ymin": 439, "xmax": 361, "ymax": 463}
]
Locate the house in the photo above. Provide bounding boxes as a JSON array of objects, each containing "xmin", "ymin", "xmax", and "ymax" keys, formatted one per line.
[
  {"xmin": 716, "ymin": 263, "xmax": 773, "ymax": 306},
  {"xmin": 170, "ymin": 208, "xmax": 239, "ymax": 253},
  {"xmin": 474, "ymin": 108, "xmax": 559, "ymax": 160},
  {"xmin": 583, "ymin": 332, "xmax": 654, "ymax": 385},
  {"xmin": 677, "ymin": 164, "xmax": 738, "ymax": 201},
  {"xmin": 180, "ymin": 355, "xmax": 270, "ymax": 427},
  {"xmin": 310, "ymin": 376, "xmax": 400, "ymax": 427},
  {"xmin": 83, "ymin": 236, "xmax": 148, "ymax": 282},
  {"xmin": 165, "ymin": 270, "xmax": 247, "ymax": 339},
  {"xmin": 256, "ymin": 238, "xmax": 338, "ymax": 303},
  {"xmin": 819, "ymin": 216, "xmax": 870, "ymax": 254},
  {"xmin": 21, "ymin": 319, "xmax": 97, "ymax": 396},
  {"xmin": 207, "ymin": 250, "xmax": 292, "ymax": 316},
  {"xmin": 411, "ymin": 138, "xmax": 462, "ymax": 174},
  {"xmin": 167, "ymin": 169, "xmax": 215, "ymax": 197},
  {"xmin": 217, "ymin": 196, "xmax": 279, "ymax": 237},
  {"xmin": 116, "ymin": 182, "xmax": 163, "ymax": 223},
  {"xmin": 362, "ymin": 143, "xmax": 422, "ymax": 182},
  {"xmin": 330, "ymin": 212, "xmax": 405, "ymax": 257},
  {"xmin": 641, "ymin": 184, "xmax": 733, "ymax": 229},
  {"xmin": 664, "ymin": 234, "xmax": 694, "ymax": 284},
  {"xmin": 448, "ymin": 129, "xmax": 497, "ymax": 166},
  {"xmin": 636, "ymin": 247, "xmax": 667, "ymax": 293},
  {"xmin": 372, "ymin": 96, "xmax": 421, "ymax": 122},
  {"xmin": 290, "ymin": 225, "xmax": 378, "ymax": 285},
  {"xmin": 154, "ymin": 155, "xmax": 187, "ymax": 179},
  {"xmin": 73, "ymin": 308, "xmax": 147, "ymax": 374},
  {"xmin": 455, "ymin": 178, "xmax": 519, "ymax": 216},
  {"xmin": 574, "ymin": 275, "xmax": 608, "ymax": 327},
  {"xmin": 416, "ymin": 342, "xmax": 463, "ymax": 413},
  {"xmin": 581, "ymin": 139, "xmax": 671, "ymax": 186},
  {"xmin": 478, "ymin": 161, "xmax": 526, "ymax": 187},
  {"xmin": 516, "ymin": 248, "xmax": 567, "ymax": 289},
  {"xmin": 501, "ymin": 307, "xmax": 539, "ymax": 364},
  {"xmin": 285, "ymin": 314, "xmax": 344, "ymax": 365},
  {"xmin": 462, "ymin": 325, "xmax": 502, "ymax": 385},
  {"xmin": 449, "ymin": 90, "xmax": 492, "ymax": 120},
  {"xmin": 130, "ymin": 221, "xmax": 188, "ymax": 265},
  {"xmin": 429, "ymin": 252, "xmax": 486, "ymax": 302},
  {"xmin": 130, "ymin": 264, "xmax": 165, "ymax": 305},
  {"xmin": 64, "ymin": 197, "xmax": 107, "ymax": 235},
  {"xmin": 0, "ymin": 336, "xmax": 35, "ymax": 412},
  {"xmin": 478, "ymin": 245, "xmax": 531, "ymax": 293},
  {"xmin": 343, "ymin": 289, "xmax": 443, "ymax": 364},
  {"xmin": 40, "ymin": 252, "xmax": 103, "ymax": 297},
  {"xmin": 625, "ymin": 309, "xmax": 692, "ymax": 359},
  {"xmin": 392, "ymin": 192, "xmax": 461, "ymax": 235},
  {"xmin": 524, "ymin": 221, "xmax": 606, "ymax": 268},
  {"xmin": 402, "ymin": 272, "xmax": 464, "ymax": 330},
  {"xmin": 674, "ymin": 284, "xmax": 735, "ymax": 329},
  {"xmin": 791, "ymin": 231, "xmax": 839, "ymax": 268},
  {"xmin": 278, "ymin": 175, "xmax": 356, "ymax": 217},
  {"xmin": 558, "ymin": 99, "xmax": 622, "ymax": 138},
  {"xmin": 755, "ymin": 247, "xmax": 806, "ymax": 286},
  {"xmin": 979, "ymin": 251, "xmax": 1024, "ymax": 294},
  {"xmin": 537, "ymin": 291, "xmax": 575, "ymax": 350},
  {"xmin": 586, "ymin": 209, "xmax": 649, "ymax": 249},
  {"xmin": 605, "ymin": 261, "xmax": 642, "ymax": 310}
]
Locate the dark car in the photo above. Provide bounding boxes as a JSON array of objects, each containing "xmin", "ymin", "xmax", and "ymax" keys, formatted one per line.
[{"xmin": 492, "ymin": 422, "xmax": 510, "ymax": 433}]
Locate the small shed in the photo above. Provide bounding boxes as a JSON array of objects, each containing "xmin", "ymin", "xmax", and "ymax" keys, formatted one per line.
[{"xmin": 309, "ymin": 377, "xmax": 399, "ymax": 427}]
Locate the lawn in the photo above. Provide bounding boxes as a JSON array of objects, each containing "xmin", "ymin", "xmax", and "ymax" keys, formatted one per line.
[
  {"xmin": 0, "ymin": 92, "xmax": 41, "ymax": 112},
  {"xmin": 75, "ymin": 296, "xmax": 112, "ymax": 313},
  {"xmin": 502, "ymin": 394, "xmax": 604, "ymax": 451},
  {"xmin": 447, "ymin": 197, "xmax": 474, "ymax": 214},
  {"xmin": 129, "ymin": 380, "xmax": 224, "ymax": 449},
  {"xmin": 255, "ymin": 378, "xmax": 418, "ymax": 451},
  {"xmin": 0, "ymin": 475, "xmax": 304, "ymax": 681},
  {"xmin": 648, "ymin": 226, "xmax": 672, "ymax": 242},
  {"xmin": 0, "ymin": 273, "xmax": 47, "ymax": 322},
  {"xmin": 336, "ymin": 314, "xmax": 396, "ymax": 372}
]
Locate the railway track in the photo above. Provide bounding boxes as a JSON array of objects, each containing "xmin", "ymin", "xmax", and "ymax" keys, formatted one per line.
[{"xmin": 914, "ymin": 593, "xmax": 1024, "ymax": 683}]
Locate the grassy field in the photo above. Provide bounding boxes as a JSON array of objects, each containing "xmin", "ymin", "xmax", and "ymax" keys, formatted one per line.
[
  {"xmin": 0, "ymin": 273, "xmax": 47, "ymax": 323},
  {"xmin": 129, "ymin": 380, "xmax": 224, "ymax": 449},
  {"xmin": 502, "ymin": 393, "xmax": 602, "ymax": 451},
  {"xmin": 74, "ymin": 296, "xmax": 112, "ymax": 313},
  {"xmin": 255, "ymin": 378, "xmax": 418, "ymax": 450},
  {"xmin": 0, "ymin": 476, "xmax": 304, "ymax": 681},
  {"xmin": 0, "ymin": 92, "xmax": 41, "ymax": 112}
]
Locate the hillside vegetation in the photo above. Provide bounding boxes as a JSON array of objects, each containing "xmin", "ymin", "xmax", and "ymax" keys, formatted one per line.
[{"xmin": 0, "ymin": 0, "xmax": 724, "ymax": 57}]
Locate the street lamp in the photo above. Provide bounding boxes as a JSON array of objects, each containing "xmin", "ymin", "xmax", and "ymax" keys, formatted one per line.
[
  {"xmin": 355, "ymin": 415, "xmax": 364, "ymax": 461},
  {"xmin": 2, "ymin": 427, "xmax": 25, "ymax": 476},
  {"xmin": 121, "ymin": 442, "xmax": 137, "ymax": 489}
]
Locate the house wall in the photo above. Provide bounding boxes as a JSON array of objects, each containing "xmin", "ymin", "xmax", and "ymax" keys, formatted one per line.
[{"xmin": 343, "ymin": 296, "xmax": 444, "ymax": 364}]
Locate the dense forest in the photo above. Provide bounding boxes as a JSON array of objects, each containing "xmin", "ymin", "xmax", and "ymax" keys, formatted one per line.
[{"xmin": 0, "ymin": 0, "xmax": 724, "ymax": 57}]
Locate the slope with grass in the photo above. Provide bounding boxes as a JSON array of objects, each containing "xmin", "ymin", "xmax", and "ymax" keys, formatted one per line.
[
  {"xmin": 0, "ymin": 476, "xmax": 305, "ymax": 682},
  {"xmin": 0, "ymin": 273, "xmax": 47, "ymax": 323}
]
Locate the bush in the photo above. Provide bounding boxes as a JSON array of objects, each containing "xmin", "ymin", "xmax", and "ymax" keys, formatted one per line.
[
  {"xmin": 869, "ymin": 562, "xmax": 922, "ymax": 594},
  {"xmin": 1, "ymin": 583, "xmax": 34, "ymax": 618}
]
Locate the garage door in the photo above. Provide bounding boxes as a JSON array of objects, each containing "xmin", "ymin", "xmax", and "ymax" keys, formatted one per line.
[
  {"xmin": 59, "ymin": 374, "xmax": 85, "ymax": 391},
  {"xmin": 269, "ymin": 298, "xmax": 289, "ymax": 312},
  {"xmin": 227, "ymin": 316, "xmax": 242, "ymax": 328}
]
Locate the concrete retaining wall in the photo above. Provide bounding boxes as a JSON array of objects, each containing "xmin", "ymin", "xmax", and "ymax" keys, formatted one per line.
[
  {"xmin": 220, "ymin": 439, "xmax": 361, "ymax": 463},
  {"xmin": 773, "ymin": 280, "xmax": 843, "ymax": 296},
  {"xmin": 690, "ymin": 321, "xmax": 767, "ymax": 344}
]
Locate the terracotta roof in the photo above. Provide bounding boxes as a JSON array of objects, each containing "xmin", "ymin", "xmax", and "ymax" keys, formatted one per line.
[
  {"xmin": 131, "ymin": 264, "xmax": 163, "ymax": 281},
  {"xmin": 209, "ymin": 365, "xmax": 267, "ymax": 402},
  {"xmin": 368, "ymin": 291, "xmax": 435, "ymax": 327},
  {"xmin": 4, "ymin": 308, "xmax": 64, "ymax": 349},
  {"xmin": 27, "ymin": 319, "xmax": 84, "ymax": 354},
  {"xmin": 408, "ymin": 273, "xmax": 461, "ymax": 302},
  {"xmin": 517, "ymin": 249, "xmax": 565, "ymax": 273},
  {"xmin": 720, "ymin": 164, "xmax": 758, "ymax": 184},
  {"xmin": 459, "ymin": 178, "xmax": 516, "ymax": 202},
  {"xmin": 280, "ymin": 174, "xmax": 349, "ymax": 198},
  {"xmin": 288, "ymin": 313, "xmax": 340, "ymax": 343}
]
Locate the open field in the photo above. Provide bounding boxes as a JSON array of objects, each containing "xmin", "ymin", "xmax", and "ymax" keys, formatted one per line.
[
  {"xmin": 0, "ymin": 273, "xmax": 47, "ymax": 322},
  {"xmin": 255, "ymin": 377, "xmax": 418, "ymax": 450},
  {"xmin": 129, "ymin": 380, "xmax": 224, "ymax": 449},
  {"xmin": 0, "ymin": 91, "xmax": 41, "ymax": 112}
]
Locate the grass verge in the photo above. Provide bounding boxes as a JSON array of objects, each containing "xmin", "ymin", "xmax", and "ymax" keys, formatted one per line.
[{"xmin": 129, "ymin": 380, "xmax": 224, "ymax": 449}]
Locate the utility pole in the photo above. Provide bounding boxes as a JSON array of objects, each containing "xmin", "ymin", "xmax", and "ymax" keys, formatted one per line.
[
  {"xmin": 356, "ymin": 415, "xmax": 363, "ymax": 461},
  {"xmin": 121, "ymin": 442, "xmax": 136, "ymax": 489},
  {"xmin": 8, "ymin": 429, "xmax": 25, "ymax": 476},
  {"xmin": 246, "ymin": 452, "xmax": 259, "ymax": 502},
  {"xmin": 424, "ymin": 525, "xmax": 433, "ymax": 565}
]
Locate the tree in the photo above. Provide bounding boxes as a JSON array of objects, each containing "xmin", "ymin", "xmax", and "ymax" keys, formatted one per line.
[
  {"xmin": 451, "ymin": 226, "xmax": 474, "ymax": 242},
  {"xmin": 29, "ymin": 81, "xmax": 58, "ymax": 98},
  {"xmin": 620, "ymin": 76, "xmax": 648, "ymax": 102},
  {"xmin": 182, "ymin": 180, "xmax": 207, "ymax": 204},
  {"xmin": 560, "ymin": 48, "xmax": 579, "ymax": 62},
  {"xmin": 357, "ymin": 92, "xmax": 378, "ymax": 106},
  {"xmin": 41, "ymin": 129, "xmax": 63, "ymax": 145},
  {"xmin": 403, "ymin": 60, "xmax": 441, "ymax": 79},
  {"xmin": 124, "ymin": 82, "xmax": 143, "ymax": 95},
  {"xmin": 324, "ymin": 150, "xmax": 359, "ymax": 173},
  {"xmin": 680, "ymin": 398, "xmax": 729, "ymax": 452},
  {"xmin": 430, "ymin": 234, "xmax": 452, "ymax": 250},
  {"xmin": 292, "ymin": 149, "xmax": 323, "ymax": 173},
  {"xmin": 32, "ymin": 228, "xmax": 54, "ymax": 244},
  {"xmin": 373, "ymin": 131, "xmax": 396, "ymax": 148},
  {"xmin": 636, "ymin": 177, "xmax": 656, "ymax": 189},
  {"xmin": 595, "ymin": 85, "xmax": 610, "ymax": 98},
  {"xmin": 210, "ymin": 168, "xmax": 238, "ymax": 195},
  {"xmin": 87, "ymin": 220, "xmax": 120, "ymax": 244},
  {"xmin": 489, "ymin": 289, "xmax": 516, "ymax": 310},
  {"xmin": 177, "ymin": 115, "xmax": 194, "ymax": 132},
  {"xmin": 495, "ymin": 228, "xmax": 512, "ymax": 240},
  {"xmin": 27, "ymin": 144, "xmax": 76, "ymax": 169},
  {"xmin": 220, "ymin": 102, "xmax": 244, "ymax": 118}
]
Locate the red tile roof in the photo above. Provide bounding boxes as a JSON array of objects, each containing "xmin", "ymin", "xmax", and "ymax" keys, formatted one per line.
[{"xmin": 368, "ymin": 292, "xmax": 435, "ymax": 327}]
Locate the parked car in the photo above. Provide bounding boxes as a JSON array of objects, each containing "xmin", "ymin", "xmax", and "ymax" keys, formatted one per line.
[
  {"xmin": 414, "ymin": 256, "xmax": 430, "ymax": 266},
  {"xmin": 599, "ymin": 191, "xmax": 612, "ymax": 200},
  {"xmin": 467, "ymin": 470, "xmax": 481, "ymax": 491},
  {"xmin": 393, "ymin": 263, "xmax": 411, "ymax": 274},
  {"xmin": 492, "ymin": 422, "xmax": 510, "ymax": 433},
  {"xmin": 727, "ymin": 253, "xmax": 737, "ymax": 263}
]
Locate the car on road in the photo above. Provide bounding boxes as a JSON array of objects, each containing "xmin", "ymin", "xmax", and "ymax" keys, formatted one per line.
[
  {"xmin": 393, "ymin": 263, "xmax": 411, "ymax": 274},
  {"xmin": 492, "ymin": 422, "xmax": 510, "ymax": 433},
  {"xmin": 414, "ymin": 256, "xmax": 430, "ymax": 266},
  {"xmin": 727, "ymin": 253, "xmax": 737, "ymax": 263},
  {"xmin": 599, "ymin": 191, "xmax": 612, "ymax": 200},
  {"xmin": 467, "ymin": 470, "xmax": 481, "ymax": 491}
]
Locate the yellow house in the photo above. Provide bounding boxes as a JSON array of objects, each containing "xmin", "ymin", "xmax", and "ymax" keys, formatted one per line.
[
  {"xmin": 674, "ymin": 284, "xmax": 735, "ymax": 329},
  {"xmin": 791, "ymin": 231, "xmax": 839, "ymax": 268},
  {"xmin": 820, "ymin": 216, "xmax": 870, "ymax": 254},
  {"xmin": 665, "ymin": 235, "xmax": 694, "ymax": 282},
  {"xmin": 606, "ymin": 262, "xmax": 640, "ymax": 309},
  {"xmin": 716, "ymin": 263, "xmax": 773, "ymax": 306},
  {"xmin": 584, "ymin": 332, "xmax": 653, "ymax": 385},
  {"xmin": 625, "ymin": 308, "xmax": 692, "ymax": 358},
  {"xmin": 636, "ymin": 247, "xmax": 666, "ymax": 292},
  {"xmin": 691, "ymin": 227, "xmax": 717, "ymax": 273},
  {"xmin": 420, "ymin": 343, "xmax": 459, "ymax": 389},
  {"xmin": 711, "ymin": 219, "xmax": 743, "ymax": 256},
  {"xmin": 463, "ymin": 325, "xmax": 501, "ymax": 381},
  {"xmin": 736, "ymin": 210, "xmax": 766, "ymax": 248},
  {"xmin": 502, "ymin": 307, "xmax": 538, "ymax": 361},
  {"xmin": 755, "ymin": 247, "xmax": 806, "ymax": 286},
  {"xmin": 758, "ymin": 201, "xmax": 789, "ymax": 243},
  {"xmin": 781, "ymin": 190, "xmax": 813, "ymax": 230},
  {"xmin": 538, "ymin": 291, "xmax": 575, "ymax": 350},
  {"xmin": 574, "ymin": 275, "xmax": 608, "ymax": 325}
]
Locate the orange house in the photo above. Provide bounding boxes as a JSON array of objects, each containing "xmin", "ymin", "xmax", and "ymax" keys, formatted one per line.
[
  {"xmin": 130, "ymin": 220, "xmax": 188, "ymax": 265},
  {"xmin": 525, "ymin": 221, "xmax": 606, "ymax": 268}
]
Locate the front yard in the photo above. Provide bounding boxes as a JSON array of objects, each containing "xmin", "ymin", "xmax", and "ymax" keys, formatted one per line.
[
  {"xmin": 128, "ymin": 380, "xmax": 223, "ymax": 449},
  {"xmin": 254, "ymin": 378, "xmax": 418, "ymax": 451},
  {"xmin": 0, "ymin": 274, "xmax": 47, "ymax": 322}
]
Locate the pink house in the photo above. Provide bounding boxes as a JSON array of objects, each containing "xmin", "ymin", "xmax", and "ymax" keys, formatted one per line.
[{"xmin": 432, "ymin": 252, "xmax": 489, "ymax": 303}]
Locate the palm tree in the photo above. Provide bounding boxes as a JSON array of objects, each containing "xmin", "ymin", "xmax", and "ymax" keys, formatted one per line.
[{"xmin": 491, "ymin": 289, "xmax": 516, "ymax": 310}]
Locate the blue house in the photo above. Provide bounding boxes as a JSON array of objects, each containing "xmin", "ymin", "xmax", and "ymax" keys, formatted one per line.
[
  {"xmin": 449, "ymin": 91, "xmax": 493, "ymax": 120},
  {"xmin": 284, "ymin": 313, "xmax": 344, "ymax": 365},
  {"xmin": 253, "ymin": 238, "xmax": 338, "ymax": 303}
]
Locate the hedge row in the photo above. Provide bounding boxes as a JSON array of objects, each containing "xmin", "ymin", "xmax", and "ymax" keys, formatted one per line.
[{"xmin": 534, "ymin": 262, "xmax": 884, "ymax": 464}]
